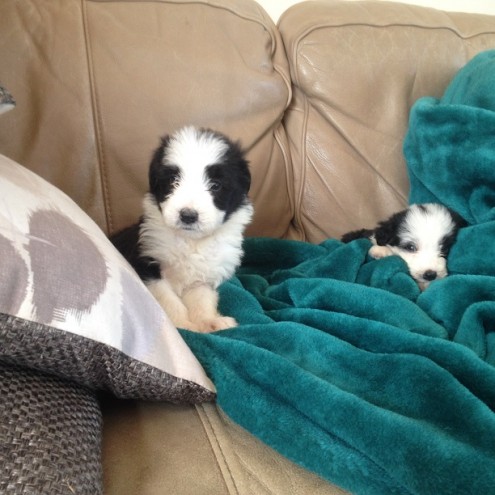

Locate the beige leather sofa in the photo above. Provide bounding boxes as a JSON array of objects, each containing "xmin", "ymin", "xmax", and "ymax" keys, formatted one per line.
[{"xmin": 1, "ymin": 1, "xmax": 494, "ymax": 493}]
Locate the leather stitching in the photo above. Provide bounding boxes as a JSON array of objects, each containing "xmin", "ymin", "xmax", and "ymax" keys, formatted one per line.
[
  {"xmin": 196, "ymin": 404, "xmax": 240, "ymax": 495},
  {"xmin": 81, "ymin": 0, "xmax": 113, "ymax": 233}
]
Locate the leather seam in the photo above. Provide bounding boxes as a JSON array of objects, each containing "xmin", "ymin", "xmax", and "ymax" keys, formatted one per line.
[
  {"xmin": 290, "ymin": 22, "xmax": 495, "ymax": 45},
  {"xmin": 81, "ymin": 0, "xmax": 113, "ymax": 233},
  {"xmin": 274, "ymin": 127, "xmax": 302, "ymax": 241},
  {"xmin": 286, "ymin": 29, "xmax": 309, "ymax": 242},
  {"xmin": 295, "ymin": 89, "xmax": 309, "ymax": 242},
  {"xmin": 196, "ymin": 404, "xmax": 240, "ymax": 495}
]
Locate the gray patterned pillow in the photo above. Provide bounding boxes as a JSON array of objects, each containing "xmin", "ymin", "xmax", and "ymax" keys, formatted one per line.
[{"xmin": 0, "ymin": 153, "xmax": 215, "ymax": 402}]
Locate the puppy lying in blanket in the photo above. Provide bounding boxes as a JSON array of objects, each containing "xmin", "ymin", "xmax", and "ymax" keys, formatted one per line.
[
  {"xmin": 111, "ymin": 126, "xmax": 253, "ymax": 332},
  {"xmin": 342, "ymin": 203, "xmax": 466, "ymax": 290}
]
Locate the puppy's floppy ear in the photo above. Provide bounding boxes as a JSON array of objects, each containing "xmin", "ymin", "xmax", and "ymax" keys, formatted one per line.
[
  {"xmin": 224, "ymin": 138, "xmax": 251, "ymax": 195},
  {"xmin": 440, "ymin": 207, "xmax": 468, "ymax": 256},
  {"xmin": 149, "ymin": 136, "xmax": 166, "ymax": 185},
  {"xmin": 147, "ymin": 135, "xmax": 182, "ymax": 206},
  {"xmin": 447, "ymin": 207, "xmax": 468, "ymax": 230},
  {"xmin": 374, "ymin": 209, "xmax": 408, "ymax": 246},
  {"xmin": 148, "ymin": 135, "xmax": 173, "ymax": 190}
]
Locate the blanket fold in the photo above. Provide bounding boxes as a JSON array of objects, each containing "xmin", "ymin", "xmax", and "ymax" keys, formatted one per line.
[{"xmin": 181, "ymin": 50, "xmax": 495, "ymax": 495}]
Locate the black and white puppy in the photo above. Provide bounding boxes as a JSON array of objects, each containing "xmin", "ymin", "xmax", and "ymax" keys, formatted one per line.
[
  {"xmin": 111, "ymin": 126, "xmax": 253, "ymax": 332},
  {"xmin": 342, "ymin": 203, "xmax": 466, "ymax": 290}
]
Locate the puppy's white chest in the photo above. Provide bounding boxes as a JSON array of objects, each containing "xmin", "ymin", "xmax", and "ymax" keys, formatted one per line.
[{"xmin": 162, "ymin": 235, "xmax": 241, "ymax": 294}]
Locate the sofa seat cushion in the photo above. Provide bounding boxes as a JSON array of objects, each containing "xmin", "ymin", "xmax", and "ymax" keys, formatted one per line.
[{"xmin": 102, "ymin": 400, "xmax": 349, "ymax": 495}]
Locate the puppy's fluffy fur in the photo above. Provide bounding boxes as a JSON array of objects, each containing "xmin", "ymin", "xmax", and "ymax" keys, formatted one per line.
[
  {"xmin": 342, "ymin": 203, "xmax": 466, "ymax": 290},
  {"xmin": 112, "ymin": 126, "xmax": 253, "ymax": 332}
]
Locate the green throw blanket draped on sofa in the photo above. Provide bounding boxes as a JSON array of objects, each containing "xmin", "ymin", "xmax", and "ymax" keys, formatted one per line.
[{"xmin": 181, "ymin": 50, "xmax": 495, "ymax": 495}]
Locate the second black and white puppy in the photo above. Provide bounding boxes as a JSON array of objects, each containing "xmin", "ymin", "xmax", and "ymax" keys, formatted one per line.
[
  {"xmin": 342, "ymin": 203, "xmax": 466, "ymax": 290},
  {"xmin": 111, "ymin": 126, "xmax": 253, "ymax": 332}
]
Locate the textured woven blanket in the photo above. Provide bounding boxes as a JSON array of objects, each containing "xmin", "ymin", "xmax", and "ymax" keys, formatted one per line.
[{"xmin": 182, "ymin": 50, "xmax": 495, "ymax": 495}]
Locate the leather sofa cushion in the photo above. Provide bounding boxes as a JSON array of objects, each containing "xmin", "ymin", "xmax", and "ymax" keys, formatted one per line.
[
  {"xmin": 0, "ymin": 0, "xmax": 293, "ymax": 238},
  {"xmin": 102, "ymin": 400, "xmax": 349, "ymax": 495},
  {"xmin": 280, "ymin": 0, "xmax": 495, "ymax": 242}
]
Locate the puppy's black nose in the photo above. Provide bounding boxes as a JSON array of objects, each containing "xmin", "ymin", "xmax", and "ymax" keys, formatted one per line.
[
  {"xmin": 423, "ymin": 270, "xmax": 437, "ymax": 281},
  {"xmin": 179, "ymin": 208, "xmax": 198, "ymax": 225}
]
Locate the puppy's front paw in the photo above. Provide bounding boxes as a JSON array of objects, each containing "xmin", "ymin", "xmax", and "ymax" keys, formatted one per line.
[
  {"xmin": 369, "ymin": 245, "xmax": 393, "ymax": 259},
  {"xmin": 195, "ymin": 316, "xmax": 238, "ymax": 333},
  {"xmin": 211, "ymin": 316, "xmax": 238, "ymax": 331}
]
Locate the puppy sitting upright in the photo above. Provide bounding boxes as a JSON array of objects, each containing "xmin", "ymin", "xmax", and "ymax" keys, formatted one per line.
[
  {"xmin": 112, "ymin": 126, "xmax": 253, "ymax": 332},
  {"xmin": 342, "ymin": 203, "xmax": 466, "ymax": 290}
]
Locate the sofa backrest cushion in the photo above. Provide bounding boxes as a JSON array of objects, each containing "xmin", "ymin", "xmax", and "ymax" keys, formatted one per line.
[
  {"xmin": 279, "ymin": 0, "xmax": 495, "ymax": 242},
  {"xmin": 0, "ymin": 0, "xmax": 293, "ymax": 238}
]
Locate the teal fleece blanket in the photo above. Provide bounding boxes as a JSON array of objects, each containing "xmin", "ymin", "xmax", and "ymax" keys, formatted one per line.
[{"xmin": 181, "ymin": 51, "xmax": 495, "ymax": 495}]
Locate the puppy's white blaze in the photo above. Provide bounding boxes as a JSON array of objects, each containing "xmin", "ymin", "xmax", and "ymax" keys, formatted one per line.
[
  {"xmin": 164, "ymin": 126, "xmax": 228, "ymax": 172},
  {"xmin": 159, "ymin": 126, "xmax": 233, "ymax": 235},
  {"xmin": 402, "ymin": 204, "xmax": 455, "ymax": 243},
  {"xmin": 396, "ymin": 204, "xmax": 454, "ymax": 286}
]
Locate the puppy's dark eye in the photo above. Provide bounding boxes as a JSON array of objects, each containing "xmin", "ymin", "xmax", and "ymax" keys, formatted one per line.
[
  {"xmin": 402, "ymin": 242, "xmax": 417, "ymax": 253},
  {"xmin": 209, "ymin": 180, "xmax": 222, "ymax": 192}
]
